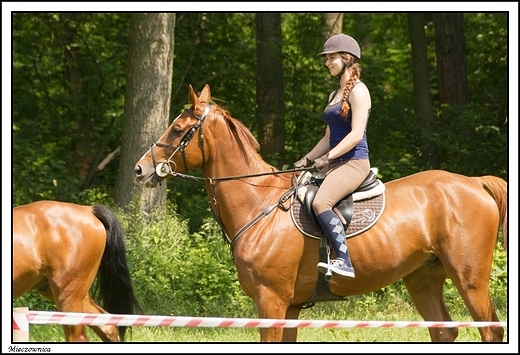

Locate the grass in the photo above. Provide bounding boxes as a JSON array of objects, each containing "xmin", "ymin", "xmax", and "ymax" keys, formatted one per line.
[{"xmin": 23, "ymin": 298, "xmax": 508, "ymax": 343}]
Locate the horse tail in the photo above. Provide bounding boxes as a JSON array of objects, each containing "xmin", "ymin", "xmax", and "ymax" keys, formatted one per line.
[
  {"xmin": 478, "ymin": 176, "xmax": 508, "ymax": 252},
  {"xmin": 92, "ymin": 205, "xmax": 142, "ymax": 341}
]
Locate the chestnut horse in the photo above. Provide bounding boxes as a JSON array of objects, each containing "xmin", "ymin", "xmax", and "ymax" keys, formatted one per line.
[
  {"xmin": 134, "ymin": 84, "xmax": 507, "ymax": 342},
  {"xmin": 13, "ymin": 200, "xmax": 141, "ymax": 342}
]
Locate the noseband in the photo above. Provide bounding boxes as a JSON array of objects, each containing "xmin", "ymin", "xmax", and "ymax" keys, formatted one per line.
[{"xmin": 151, "ymin": 103, "xmax": 211, "ymax": 177}]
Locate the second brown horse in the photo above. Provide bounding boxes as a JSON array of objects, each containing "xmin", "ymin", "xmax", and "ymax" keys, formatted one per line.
[{"xmin": 13, "ymin": 200, "xmax": 141, "ymax": 342}]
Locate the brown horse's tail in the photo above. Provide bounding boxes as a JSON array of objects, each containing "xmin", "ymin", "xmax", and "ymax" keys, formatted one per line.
[
  {"xmin": 479, "ymin": 176, "xmax": 508, "ymax": 252},
  {"xmin": 92, "ymin": 205, "xmax": 142, "ymax": 341}
]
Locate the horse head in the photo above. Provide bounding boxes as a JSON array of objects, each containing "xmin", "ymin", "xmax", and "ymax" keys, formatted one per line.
[{"xmin": 134, "ymin": 84, "xmax": 213, "ymax": 187}]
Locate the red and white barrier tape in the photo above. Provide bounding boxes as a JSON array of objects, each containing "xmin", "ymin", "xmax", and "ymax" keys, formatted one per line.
[{"xmin": 24, "ymin": 311, "xmax": 507, "ymax": 329}]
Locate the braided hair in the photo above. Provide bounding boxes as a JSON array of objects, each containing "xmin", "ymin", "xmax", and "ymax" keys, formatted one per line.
[{"xmin": 338, "ymin": 53, "xmax": 361, "ymax": 118}]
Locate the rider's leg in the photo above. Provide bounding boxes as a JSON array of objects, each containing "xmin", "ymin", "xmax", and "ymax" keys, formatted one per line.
[
  {"xmin": 312, "ymin": 159, "xmax": 370, "ymax": 278},
  {"xmin": 315, "ymin": 210, "xmax": 355, "ymax": 278}
]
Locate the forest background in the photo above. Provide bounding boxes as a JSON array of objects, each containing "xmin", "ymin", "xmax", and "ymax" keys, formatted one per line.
[
  {"xmin": 10, "ymin": 11, "xmax": 509, "ymax": 221},
  {"xmin": 6, "ymin": 3, "xmax": 515, "ymax": 345}
]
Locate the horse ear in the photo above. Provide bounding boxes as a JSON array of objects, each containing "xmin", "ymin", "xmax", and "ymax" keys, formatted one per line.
[
  {"xmin": 199, "ymin": 84, "xmax": 211, "ymax": 103},
  {"xmin": 188, "ymin": 84, "xmax": 199, "ymax": 106}
]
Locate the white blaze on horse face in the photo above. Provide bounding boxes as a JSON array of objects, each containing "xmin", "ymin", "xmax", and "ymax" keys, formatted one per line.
[
  {"xmin": 139, "ymin": 112, "xmax": 184, "ymax": 161},
  {"xmin": 139, "ymin": 113, "xmax": 184, "ymax": 162},
  {"xmin": 138, "ymin": 148, "xmax": 152, "ymax": 161}
]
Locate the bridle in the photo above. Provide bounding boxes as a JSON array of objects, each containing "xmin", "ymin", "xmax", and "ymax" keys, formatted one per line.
[
  {"xmin": 146, "ymin": 102, "xmax": 313, "ymax": 253},
  {"xmin": 150, "ymin": 103, "xmax": 211, "ymax": 177}
]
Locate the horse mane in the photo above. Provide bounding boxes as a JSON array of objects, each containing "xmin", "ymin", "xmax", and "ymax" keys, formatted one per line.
[
  {"xmin": 211, "ymin": 103, "xmax": 279, "ymax": 172},
  {"xmin": 213, "ymin": 105, "xmax": 261, "ymax": 152}
]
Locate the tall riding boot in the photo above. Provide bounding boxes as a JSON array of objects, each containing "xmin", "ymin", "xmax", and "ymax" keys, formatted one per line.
[{"xmin": 315, "ymin": 210, "xmax": 355, "ymax": 278}]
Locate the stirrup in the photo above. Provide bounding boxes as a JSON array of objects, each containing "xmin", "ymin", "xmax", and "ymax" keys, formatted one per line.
[
  {"xmin": 318, "ymin": 260, "xmax": 355, "ymax": 279},
  {"xmin": 317, "ymin": 244, "xmax": 333, "ymax": 281},
  {"xmin": 325, "ymin": 244, "xmax": 333, "ymax": 280}
]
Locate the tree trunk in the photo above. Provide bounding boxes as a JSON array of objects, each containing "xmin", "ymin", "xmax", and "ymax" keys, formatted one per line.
[
  {"xmin": 433, "ymin": 13, "xmax": 470, "ymax": 169},
  {"xmin": 115, "ymin": 13, "xmax": 175, "ymax": 214},
  {"xmin": 408, "ymin": 13, "xmax": 439, "ymax": 169},
  {"xmin": 323, "ymin": 13, "xmax": 343, "ymax": 36},
  {"xmin": 255, "ymin": 13, "xmax": 285, "ymax": 166},
  {"xmin": 61, "ymin": 14, "xmax": 91, "ymax": 179},
  {"xmin": 434, "ymin": 13, "xmax": 470, "ymax": 106}
]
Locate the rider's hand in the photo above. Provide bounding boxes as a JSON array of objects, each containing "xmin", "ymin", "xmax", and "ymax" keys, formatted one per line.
[
  {"xmin": 314, "ymin": 156, "xmax": 329, "ymax": 170},
  {"xmin": 294, "ymin": 156, "xmax": 313, "ymax": 169}
]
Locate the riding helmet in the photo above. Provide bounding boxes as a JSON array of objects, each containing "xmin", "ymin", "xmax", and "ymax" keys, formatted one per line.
[{"xmin": 318, "ymin": 34, "xmax": 361, "ymax": 59}]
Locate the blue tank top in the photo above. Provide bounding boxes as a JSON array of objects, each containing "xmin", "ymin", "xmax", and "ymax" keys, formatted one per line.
[{"xmin": 323, "ymin": 96, "xmax": 370, "ymax": 163}]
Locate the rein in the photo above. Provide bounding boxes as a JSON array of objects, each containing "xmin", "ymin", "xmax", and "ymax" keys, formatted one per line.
[
  {"xmin": 165, "ymin": 167, "xmax": 311, "ymax": 183},
  {"xmin": 169, "ymin": 168, "xmax": 311, "ymax": 257},
  {"xmin": 170, "ymin": 167, "xmax": 310, "ymax": 181}
]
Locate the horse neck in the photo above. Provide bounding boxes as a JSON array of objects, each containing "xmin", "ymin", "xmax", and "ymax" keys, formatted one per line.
[
  {"xmin": 200, "ymin": 119, "xmax": 291, "ymax": 237},
  {"xmin": 200, "ymin": 114, "xmax": 275, "ymax": 179}
]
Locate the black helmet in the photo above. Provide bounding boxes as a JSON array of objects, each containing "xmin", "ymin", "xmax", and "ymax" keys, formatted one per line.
[{"xmin": 318, "ymin": 34, "xmax": 361, "ymax": 59}]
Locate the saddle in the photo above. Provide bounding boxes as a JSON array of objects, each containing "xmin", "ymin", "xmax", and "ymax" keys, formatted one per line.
[{"xmin": 300, "ymin": 168, "xmax": 381, "ymax": 230}]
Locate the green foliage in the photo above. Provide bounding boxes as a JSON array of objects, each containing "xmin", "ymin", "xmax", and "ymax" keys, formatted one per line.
[
  {"xmin": 12, "ymin": 291, "xmax": 56, "ymax": 313},
  {"xmin": 172, "ymin": 13, "xmax": 257, "ymax": 125},
  {"xmin": 118, "ymin": 204, "xmax": 253, "ymax": 318},
  {"xmin": 166, "ymin": 175, "xmax": 209, "ymax": 233},
  {"xmin": 464, "ymin": 13, "xmax": 508, "ymax": 118},
  {"xmin": 282, "ymin": 13, "xmax": 333, "ymax": 162},
  {"xmin": 172, "ymin": 218, "xmax": 254, "ymax": 317},
  {"xmin": 13, "ymin": 13, "xmax": 129, "ymax": 206},
  {"xmin": 432, "ymin": 103, "xmax": 507, "ymax": 177},
  {"xmin": 118, "ymin": 203, "xmax": 191, "ymax": 316},
  {"xmin": 489, "ymin": 242, "xmax": 508, "ymax": 312}
]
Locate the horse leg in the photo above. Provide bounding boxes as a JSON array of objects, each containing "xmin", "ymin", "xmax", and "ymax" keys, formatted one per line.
[
  {"xmin": 402, "ymin": 262, "xmax": 458, "ymax": 342},
  {"xmin": 255, "ymin": 288, "xmax": 293, "ymax": 342},
  {"xmin": 82, "ymin": 294, "xmax": 121, "ymax": 342},
  {"xmin": 281, "ymin": 306, "xmax": 302, "ymax": 342},
  {"xmin": 441, "ymin": 258, "xmax": 504, "ymax": 342},
  {"xmin": 468, "ymin": 297, "xmax": 504, "ymax": 342},
  {"xmin": 47, "ymin": 274, "xmax": 96, "ymax": 342},
  {"xmin": 469, "ymin": 298, "xmax": 503, "ymax": 342},
  {"xmin": 37, "ymin": 285, "xmax": 88, "ymax": 342},
  {"xmin": 449, "ymin": 280, "xmax": 503, "ymax": 341},
  {"xmin": 42, "ymin": 275, "xmax": 120, "ymax": 341},
  {"xmin": 52, "ymin": 297, "xmax": 90, "ymax": 341}
]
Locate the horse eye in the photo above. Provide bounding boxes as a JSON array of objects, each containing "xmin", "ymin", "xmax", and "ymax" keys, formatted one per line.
[{"xmin": 172, "ymin": 127, "xmax": 183, "ymax": 134}]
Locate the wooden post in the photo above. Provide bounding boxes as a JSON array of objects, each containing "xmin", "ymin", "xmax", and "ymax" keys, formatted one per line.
[{"xmin": 13, "ymin": 307, "xmax": 29, "ymax": 342}]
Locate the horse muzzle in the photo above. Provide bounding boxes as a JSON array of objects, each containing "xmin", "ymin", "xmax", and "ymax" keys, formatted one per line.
[{"xmin": 134, "ymin": 163, "xmax": 160, "ymax": 188}]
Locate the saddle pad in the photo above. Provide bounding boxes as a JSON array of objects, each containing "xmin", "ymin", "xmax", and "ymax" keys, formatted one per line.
[{"xmin": 291, "ymin": 192, "xmax": 386, "ymax": 240}]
